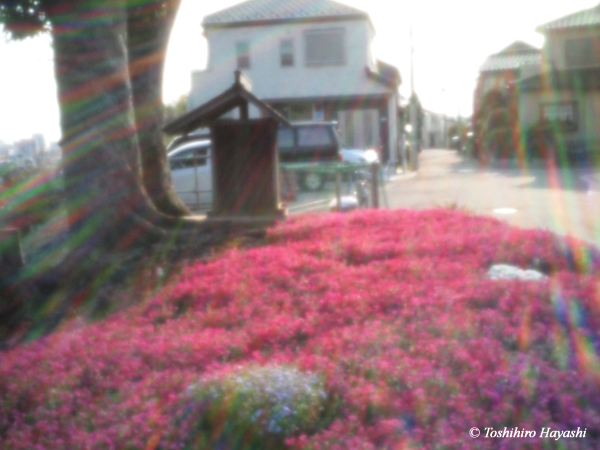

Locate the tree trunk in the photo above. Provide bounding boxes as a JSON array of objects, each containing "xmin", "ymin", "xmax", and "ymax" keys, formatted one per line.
[
  {"xmin": 51, "ymin": 0, "xmax": 167, "ymax": 254},
  {"xmin": 0, "ymin": 0, "xmax": 224, "ymax": 347},
  {"xmin": 127, "ymin": 0, "xmax": 189, "ymax": 217}
]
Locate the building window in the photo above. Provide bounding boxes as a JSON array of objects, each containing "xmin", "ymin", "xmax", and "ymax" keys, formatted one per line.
[
  {"xmin": 272, "ymin": 104, "xmax": 290, "ymax": 119},
  {"xmin": 289, "ymin": 103, "xmax": 313, "ymax": 121},
  {"xmin": 565, "ymin": 38, "xmax": 600, "ymax": 68},
  {"xmin": 305, "ymin": 29, "xmax": 345, "ymax": 66},
  {"xmin": 280, "ymin": 39, "xmax": 294, "ymax": 67},
  {"xmin": 541, "ymin": 102, "xmax": 578, "ymax": 132},
  {"xmin": 236, "ymin": 41, "xmax": 250, "ymax": 69}
]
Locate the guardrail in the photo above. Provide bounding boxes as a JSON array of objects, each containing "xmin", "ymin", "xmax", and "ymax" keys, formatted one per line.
[
  {"xmin": 281, "ymin": 162, "xmax": 382, "ymax": 210},
  {"xmin": 174, "ymin": 161, "xmax": 386, "ymax": 213}
]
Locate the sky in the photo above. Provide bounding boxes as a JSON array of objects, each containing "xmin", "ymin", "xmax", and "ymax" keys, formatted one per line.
[{"xmin": 1, "ymin": 0, "xmax": 599, "ymax": 144}]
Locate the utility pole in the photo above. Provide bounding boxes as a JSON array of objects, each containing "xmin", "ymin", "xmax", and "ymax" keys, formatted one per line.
[
  {"xmin": 409, "ymin": 23, "xmax": 419, "ymax": 171},
  {"xmin": 441, "ymin": 87, "xmax": 447, "ymax": 149},
  {"xmin": 457, "ymin": 103, "xmax": 461, "ymax": 151}
]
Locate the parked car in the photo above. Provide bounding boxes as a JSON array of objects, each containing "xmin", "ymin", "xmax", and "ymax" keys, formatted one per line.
[
  {"xmin": 340, "ymin": 147, "xmax": 380, "ymax": 165},
  {"xmin": 166, "ymin": 131, "xmax": 210, "ymax": 152},
  {"xmin": 168, "ymin": 137, "xmax": 300, "ymax": 209},
  {"xmin": 167, "ymin": 138, "xmax": 212, "ymax": 209},
  {"xmin": 277, "ymin": 121, "xmax": 342, "ymax": 191},
  {"xmin": 166, "ymin": 122, "xmax": 378, "ymax": 206}
]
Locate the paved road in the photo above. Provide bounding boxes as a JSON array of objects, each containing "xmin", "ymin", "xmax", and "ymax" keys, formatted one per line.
[
  {"xmin": 277, "ymin": 149, "xmax": 600, "ymax": 245},
  {"xmin": 384, "ymin": 149, "xmax": 600, "ymax": 246}
]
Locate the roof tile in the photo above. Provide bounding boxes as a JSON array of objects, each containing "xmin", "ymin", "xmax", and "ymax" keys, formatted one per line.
[
  {"xmin": 538, "ymin": 3, "xmax": 600, "ymax": 32},
  {"xmin": 203, "ymin": 0, "xmax": 368, "ymax": 27},
  {"xmin": 479, "ymin": 41, "xmax": 541, "ymax": 72},
  {"xmin": 480, "ymin": 53, "xmax": 541, "ymax": 72}
]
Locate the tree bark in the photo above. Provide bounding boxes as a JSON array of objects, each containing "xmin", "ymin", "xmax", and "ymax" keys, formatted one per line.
[
  {"xmin": 51, "ymin": 0, "xmax": 168, "ymax": 254},
  {"xmin": 127, "ymin": 0, "xmax": 189, "ymax": 217},
  {"xmin": 50, "ymin": 0, "xmax": 210, "ymax": 240},
  {"xmin": 0, "ymin": 0, "xmax": 225, "ymax": 347}
]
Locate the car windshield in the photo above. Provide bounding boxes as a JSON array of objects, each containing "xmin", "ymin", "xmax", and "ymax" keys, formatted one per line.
[
  {"xmin": 297, "ymin": 126, "xmax": 332, "ymax": 147},
  {"xmin": 277, "ymin": 127, "xmax": 294, "ymax": 153}
]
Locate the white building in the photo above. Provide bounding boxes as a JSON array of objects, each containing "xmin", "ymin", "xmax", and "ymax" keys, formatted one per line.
[
  {"xmin": 189, "ymin": 0, "xmax": 402, "ymax": 163},
  {"xmin": 420, "ymin": 110, "xmax": 445, "ymax": 149}
]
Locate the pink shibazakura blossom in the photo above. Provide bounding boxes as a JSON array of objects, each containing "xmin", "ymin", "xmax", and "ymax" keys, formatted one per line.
[{"xmin": 1, "ymin": 209, "xmax": 600, "ymax": 449}]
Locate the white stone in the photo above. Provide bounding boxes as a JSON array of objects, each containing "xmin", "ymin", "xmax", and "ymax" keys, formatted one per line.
[
  {"xmin": 329, "ymin": 195, "xmax": 359, "ymax": 212},
  {"xmin": 487, "ymin": 264, "xmax": 547, "ymax": 281}
]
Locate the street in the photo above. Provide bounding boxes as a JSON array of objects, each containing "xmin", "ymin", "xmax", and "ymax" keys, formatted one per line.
[{"xmin": 289, "ymin": 149, "xmax": 600, "ymax": 246}]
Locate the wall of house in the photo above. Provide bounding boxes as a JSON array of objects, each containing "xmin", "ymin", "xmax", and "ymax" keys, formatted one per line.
[
  {"xmin": 480, "ymin": 72, "xmax": 513, "ymax": 95},
  {"xmin": 543, "ymin": 28, "xmax": 600, "ymax": 70},
  {"xmin": 188, "ymin": 18, "xmax": 399, "ymax": 160},
  {"xmin": 520, "ymin": 63, "xmax": 542, "ymax": 80},
  {"xmin": 189, "ymin": 19, "xmax": 388, "ymax": 108},
  {"xmin": 519, "ymin": 90, "xmax": 600, "ymax": 145},
  {"xmin": 581, "ymin": 92, "xmax": 600, "ymax": 141},
  {"xmin": 518, "ymin": 92, "xmax": 540, "ymax": 129},
  {"xmin": 519, "ymin": 91, "xmax": 581, "ymax": 126}
]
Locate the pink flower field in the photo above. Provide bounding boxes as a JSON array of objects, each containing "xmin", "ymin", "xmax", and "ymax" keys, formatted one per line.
[{"xmin": 2, "ymin": 209, "xmax": 600, "ymax": 449}]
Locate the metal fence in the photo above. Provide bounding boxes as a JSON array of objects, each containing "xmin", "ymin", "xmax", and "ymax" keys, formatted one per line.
[
  {"xmin": 176, "ymin": 161, "xmax": 385, "ymax": 213},
  {"xmin": 280, "ymin": 162, "xmax": 383, "ymax": 211}
]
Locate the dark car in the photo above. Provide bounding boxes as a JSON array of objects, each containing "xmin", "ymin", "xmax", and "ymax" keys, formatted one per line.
[{"xmin": 277, "ymin": 122, "xmax": 342, "ymax": 191}]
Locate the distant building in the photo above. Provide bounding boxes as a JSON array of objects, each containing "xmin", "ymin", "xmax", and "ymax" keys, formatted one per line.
[
  {"xmin": 474, "ymin": 4, "xmax": 600, "ymax": 160},
  {"xmin": 473, "ymin": 41, "xmax": 541, "ymax": 118},
  {"xmin": 0, "ymin": 142, "xmax": 11, "ymax": 162},
  {"xmin": 32, "ymin": 134, "xmax": 46, "ymax": 154},
  {"xmin": 517, "ymin": 4, "xmax": 600, "ymax": 157},
  {"xmin": 472, "ymin": 41, "xmax": 541, "ymax": 159},
  {"xmin": 188, "ymin": 0, "xmax": 402, "ymax": 163},
  {"xmin": 421, "ymin": 110, "xmax": 449, "ymax": 149},
  {"xmin": 13, "ymin": 139, "xmax": 37, "ymax": 159}
]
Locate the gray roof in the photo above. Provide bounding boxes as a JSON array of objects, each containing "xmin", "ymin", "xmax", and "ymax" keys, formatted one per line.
[
  {"xmin": 537, "ymin": 3, "xmax": 600, "ymax": 32},
  {"xmin": 479, "ymin": 41, "xmax": 541, "ymax": 72},
  {"xmin": 366, "ymin": 60, "xmax": 401, "ymax": 87},
  {"xmin": 203, "ymin": 0, "xmax": 369, "ymax": 28}
]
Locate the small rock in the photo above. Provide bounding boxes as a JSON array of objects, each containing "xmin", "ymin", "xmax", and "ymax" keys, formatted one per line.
[
  {"xmin": 487, "ymin": 264, "xmax": 547, "ymax": 281},
  {"xmin": 329, "ymin": 196, "xmax": 359, "ymax": 212}
]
